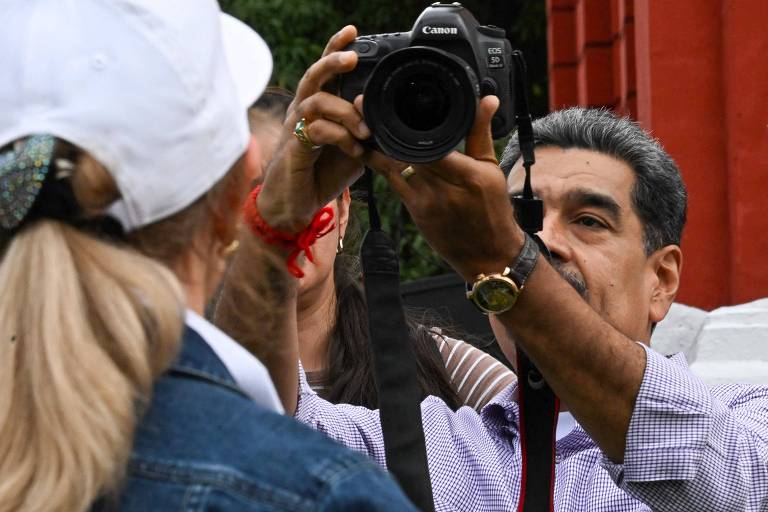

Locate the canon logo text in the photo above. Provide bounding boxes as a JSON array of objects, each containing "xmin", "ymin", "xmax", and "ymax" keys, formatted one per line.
[{"xmin": 422, "ymin": 25, "xmax": 458, "ymax": 35}]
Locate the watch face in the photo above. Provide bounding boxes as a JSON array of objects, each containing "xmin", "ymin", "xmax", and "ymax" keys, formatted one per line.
[{"xmin": 474, "ymin": 278, "xmax": 519, "ymax": 312}]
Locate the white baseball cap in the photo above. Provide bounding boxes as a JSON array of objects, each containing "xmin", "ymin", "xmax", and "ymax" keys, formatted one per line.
[{"xmin": 0, "ymin": 0, "xmax": 272, "ymax": 231}]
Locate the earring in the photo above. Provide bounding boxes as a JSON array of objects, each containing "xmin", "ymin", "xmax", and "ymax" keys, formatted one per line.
[
  {"xmin": 222, "ymin": 239, "xmax": 240, "ymax": 258},
  {"xmin": 336, "ymin": 237, "xmax": 344, "ymax": 254}
]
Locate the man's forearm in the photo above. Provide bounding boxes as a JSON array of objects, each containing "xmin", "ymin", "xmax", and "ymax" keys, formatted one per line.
[
  {"xmin": 214, "ymin": 232, "xmax": 300, "ymax": 414},
  {"xmin": 499, "ymin": 254, "xmax": 646, "ymax": 462}
]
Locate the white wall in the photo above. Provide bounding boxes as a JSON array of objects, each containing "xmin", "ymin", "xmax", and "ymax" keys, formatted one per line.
[{"xmin": 652, "ymin": 298, "xmax": 768, "ymax": 385}]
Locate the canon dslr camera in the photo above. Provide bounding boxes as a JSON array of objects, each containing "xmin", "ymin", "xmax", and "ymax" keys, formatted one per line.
[{"xmin": 339, "ymin": 2, "xmax": 515, "ymax": 163}]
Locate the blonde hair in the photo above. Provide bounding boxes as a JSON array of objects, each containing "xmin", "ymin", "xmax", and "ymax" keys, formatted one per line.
[{"xmin": 0, "ymin": 140, "xmax": 241, "ymax": 511}]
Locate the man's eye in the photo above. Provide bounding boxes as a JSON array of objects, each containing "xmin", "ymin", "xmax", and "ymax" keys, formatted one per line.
[{"xmin": 576, "ymin": 216, "xmax": 606, "ymax": 229}]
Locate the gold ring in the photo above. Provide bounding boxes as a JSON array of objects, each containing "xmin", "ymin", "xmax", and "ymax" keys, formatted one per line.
[
  {"xmin": 293, "ymin": 118, "xmax": 322, "ymax": 151},
  {"xmin": 400, "ymin": 166, "xmax": 416, "ymax": 180}
]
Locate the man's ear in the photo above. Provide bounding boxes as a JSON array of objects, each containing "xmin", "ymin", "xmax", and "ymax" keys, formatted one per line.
[{"xmin": 648, "ymin": 245, "xmax": 683, "ymax": 324}]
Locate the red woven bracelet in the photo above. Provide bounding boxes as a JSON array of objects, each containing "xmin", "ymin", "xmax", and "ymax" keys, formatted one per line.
[{"xmin": 243, "ymin": 185, "xmax": 335, "ymax": 278}]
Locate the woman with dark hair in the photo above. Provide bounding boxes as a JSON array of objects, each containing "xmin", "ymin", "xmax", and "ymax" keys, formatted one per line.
[{"xmin": 238, "ymin": 90, "xmax": 516, "ymax": 411}]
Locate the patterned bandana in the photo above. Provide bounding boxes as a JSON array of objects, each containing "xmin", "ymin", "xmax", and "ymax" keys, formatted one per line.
[{"xmin": 0, "ymin": 135, "xmax": 55, "ymax": 231}]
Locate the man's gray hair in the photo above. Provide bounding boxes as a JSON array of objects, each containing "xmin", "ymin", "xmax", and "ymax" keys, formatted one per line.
[{"xmin": 500, "ymin": 107, "xmax": 687, "ymax": 254}]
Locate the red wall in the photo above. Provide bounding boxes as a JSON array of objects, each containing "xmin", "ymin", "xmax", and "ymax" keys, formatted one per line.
[{"xmin": 547, "ymin": 0, "xmax": 768, "ymax": 310}]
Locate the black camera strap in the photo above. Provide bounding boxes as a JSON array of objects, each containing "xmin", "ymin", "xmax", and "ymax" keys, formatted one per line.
[
  {"xmin": 360, "ymin": 168, "xmax": 435, "ymax": 512},
  {"xmin": 511, "ymin": 51, "xmax": 559, "ymax": 512}
]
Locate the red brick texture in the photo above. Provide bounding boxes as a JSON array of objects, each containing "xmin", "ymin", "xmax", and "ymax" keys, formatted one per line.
[{"xmin": 546, "ymin": 0, "xmax": 768, "ymax": 309}]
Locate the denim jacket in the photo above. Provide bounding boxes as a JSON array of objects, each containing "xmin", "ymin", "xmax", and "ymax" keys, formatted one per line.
[{"xmin": 101, "ymin": 327, "xmax": 416, "ymax": 511}]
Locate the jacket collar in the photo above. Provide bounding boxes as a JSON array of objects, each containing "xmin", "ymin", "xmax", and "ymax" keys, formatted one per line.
[{"xmin": 169, "ymin": 326, "xmax": 247, "ymax": 399}]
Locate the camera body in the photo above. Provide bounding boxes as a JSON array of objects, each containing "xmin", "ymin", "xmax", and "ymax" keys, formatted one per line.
[{"xmin": 339, "ymin": 2, "xmax": 515, "ymax": 162}]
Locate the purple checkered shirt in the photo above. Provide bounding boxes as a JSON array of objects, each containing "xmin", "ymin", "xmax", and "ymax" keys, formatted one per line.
[{"xmin": 296, "ymin": 344, "xmax": 768, "ymax": 511}]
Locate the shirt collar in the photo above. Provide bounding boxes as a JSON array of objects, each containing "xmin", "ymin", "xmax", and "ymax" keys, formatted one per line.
[{"xmin": 185, "ymin": 310, "xmax": 284, "ymax": 414}]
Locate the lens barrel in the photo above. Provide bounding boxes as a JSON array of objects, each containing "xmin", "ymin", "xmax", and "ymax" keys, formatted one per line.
[{"xmin": 363, "ymin": 47, "xmax": 479, "ymax": 163}]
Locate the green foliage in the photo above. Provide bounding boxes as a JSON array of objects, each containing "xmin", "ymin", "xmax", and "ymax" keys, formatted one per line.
[
  {"xmin": 220, "ymin": 0, "xmax": 337, "ymax": 88},
  {"xmin": 221, "ymin": 0, "xmax": 547, "ymax": 281},
  {"xmin": 355, "ymin": 175, "xmax": 454, "ymax": 281}
]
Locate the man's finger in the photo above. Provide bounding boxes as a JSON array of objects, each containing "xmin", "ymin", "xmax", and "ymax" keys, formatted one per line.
[
  {"xmin": 414, "ymin": 148, "xmax": 501, "ymax": 190},
  {"xmin": 295, "ymin": 92, "xmax": 370, "ymax": 140},
  {"xmin": 364, "ymin": 150, "xmax": 416, "ymax": 202},
  {"xmin": 294, "ymin": 51, "xmax": 358, "ymax": 105},
  {"xmin": 322, "ymin": 25, "xmax": 357, "ymax": 57},
  {"xmin": 353, "ymin": 94, "xmax": 364, "ymax": 117},
  {"xmin": 304, "ymin": 119, "xmax": 364, "ymax": 158},
  {"xmin": 465, "ymin": 95, "xmax": 500, "ymax": 163}
]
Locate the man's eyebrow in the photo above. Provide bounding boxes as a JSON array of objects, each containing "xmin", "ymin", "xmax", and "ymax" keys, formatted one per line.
[
  {"xmin": 566, "ymin": 189, "xmax": 622, "ymax": 222},
  {"xmin": 508, "ymin": 187, "xmax": 622, "ymax": 223}
]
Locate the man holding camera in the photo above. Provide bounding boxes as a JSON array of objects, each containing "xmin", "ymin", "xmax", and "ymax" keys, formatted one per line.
[
  {"xmin": 219, "ymin": 16, "xmax": 768, "ymax": 512},
  {"xmin": 298, "ymin": 105, "xmax": 768, "ymax": 511}
]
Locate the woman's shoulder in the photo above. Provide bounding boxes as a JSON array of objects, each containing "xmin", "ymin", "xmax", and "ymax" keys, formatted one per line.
[
  {"xmin": 124, "ymin": 371, "xmax": 406, "ymax": 511},
  {"xmin": 431, "ymin": 332, "xmax": 517, "ymax": 411}
]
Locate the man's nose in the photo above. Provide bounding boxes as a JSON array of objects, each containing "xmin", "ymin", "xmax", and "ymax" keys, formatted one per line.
[{"xmin": 538, "ymin": 216, "xmax": 573, "ymax": 263}]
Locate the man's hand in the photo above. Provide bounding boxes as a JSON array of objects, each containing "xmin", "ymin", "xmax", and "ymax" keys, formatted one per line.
[
  {"xmin": 367, "ymin": 95, "xmax": 525, "ymax": 281},
  {"xmin": 259, "ymin": 25, "xmax": 368, "ymax": 233}
]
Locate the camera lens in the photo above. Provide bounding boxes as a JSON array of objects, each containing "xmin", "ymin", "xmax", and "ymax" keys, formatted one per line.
[
  {"xmin": 394, "ymin": 74, "xmax": 450, "ymax": 131},
  {"xmin": 362, "ymin": 46, "xmax": 478, "ymax": 163}
]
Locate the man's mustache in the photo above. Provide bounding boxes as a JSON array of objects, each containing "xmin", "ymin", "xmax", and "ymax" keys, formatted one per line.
[{"xmin": 551, "ymin": 260, "xmax": 588, "ymax": 300}]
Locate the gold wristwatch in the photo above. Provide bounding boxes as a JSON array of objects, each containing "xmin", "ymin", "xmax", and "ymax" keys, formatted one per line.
[{"xmin": 466, "ymin": 233, "xmax": 540, "ymax": 315}]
